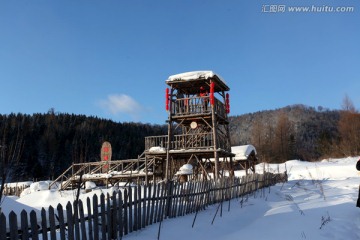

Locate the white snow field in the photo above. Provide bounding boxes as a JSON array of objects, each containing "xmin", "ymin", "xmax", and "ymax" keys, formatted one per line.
[{"xmin": 1, "ymin": 156, "xmax": 360, "ymax": 239}]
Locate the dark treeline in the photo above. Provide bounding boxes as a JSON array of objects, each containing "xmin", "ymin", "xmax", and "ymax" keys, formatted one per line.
[
  {"xmin": 229, "ymin": 104, "xmax": 360, "ymax": 163},
  {"xmin": 0, "ymin": 112, "xmax": 167, "ymax": 181},
  {"xmin": 1, "ymin": 101, "xmax": 360, "ymax": 182}
]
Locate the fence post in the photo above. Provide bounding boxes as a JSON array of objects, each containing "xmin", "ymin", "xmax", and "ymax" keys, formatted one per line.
[
  {"xmin": 165, "ymin": 180, "xmax": 173, "ymax": 218},
  {"xmin": 117, "ymin": 190, "xmax": 123, "ymax": 238},
  {"xmin": 123, "ymin": 188, "xmax": 128, "ymax": 235},
  {"xmin": 157, "ymin": 183, "xmax": 165, "ymax": 222},
  {"xmin": 153, "ymin": 183, "xmax": 160, "ymax": 223},
  {"xmin": 86, "ymin": 198, "xmax": 93, "ymax": 240},
  {"xmin": 66, "ymin": 202, "xmax": 74, "ymax": 240},
  {"xmin": 21, "ymin": 210, "xmax": 29, "ymax": 240},
  {"xmin": 185, "ymin": 182, "xmax": 193, "ymax": 214},
  {"xmin": 137, "ymin": 185, "xmax": 142, "ymax": 229},
  {"xmin": 172, "ymin": 182, "xmax": 181, "ymax": 217},
  {"xmin": 92, "ymin": 195, "xmax": 99, "ymax": 240},
  {"xmin": 73, "ymin": 200, "xmax": 80, "ymax": 240},
  {"xmin": 128, "ymin": 187, "xmax": 133, "ymax": 233},
  {"xmin": 48, "ymin": 206, "xmax": 56, "ymax": 240},
  {"xmin": 106, "ymin": 193, "xmax": 112, "ymax": 239},
  {"xmin": 56, "ymin": 204, "xmax": 66, "ymax": 240},
  {"xmin": 111, "ymin": 191, "xmax": 118, "ymax": 240},
  {"xmin": 78, "ymin": 200, "xmax": 87, "ymax": 240},
  {"xmin": 146, "ymin": 184, "xmax": 151, "ymax": 226},
  {"xmin": 142, "ymin": 185, "xmax": 147, "ymax": 228},
  {"xmin": 133, "ymin": 186, "xmax": 138, "ymax": 231},
  {"xmin": 178, "ymin": 183, "xmax": 184, "ymax": 217},
  {"xmin": 0, "ymin": 213, "xmax": 7, "ymax": 240},
  {"xmin": 100, "ymin": 194, "xmax": 106, "ymax": 240},
  {"xmin": 149, "ymin": 183, "xmax": 156, "ymax": 224},
  {"xmin": 30, "ymin": 210, "xmax": 39, "ymax": 240},
  {"xmin": 9, "ymin": 211, "xmax": 19, "ymax": 240},
  {"xmin": 41, "ymin": 208, "xmax": 48, "ymax": 240}
]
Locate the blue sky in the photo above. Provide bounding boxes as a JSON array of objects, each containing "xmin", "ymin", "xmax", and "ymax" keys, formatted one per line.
[{"xmin": 1, "ymin": 0, "xmax": 359, "ymax": 124}]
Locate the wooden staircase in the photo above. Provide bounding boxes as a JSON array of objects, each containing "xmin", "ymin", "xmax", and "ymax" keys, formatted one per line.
[{"xmin": 49, "ymin": 151, "xmax": 156, "ymax": 191}]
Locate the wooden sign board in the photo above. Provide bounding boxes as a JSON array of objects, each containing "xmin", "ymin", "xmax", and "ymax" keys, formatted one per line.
[{"xmin": 101, "ymin": 141, "xmax": 112, "ymax": 173}]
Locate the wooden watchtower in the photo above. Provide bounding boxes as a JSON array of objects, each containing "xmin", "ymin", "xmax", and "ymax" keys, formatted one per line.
[
  {"xmin": 51, "ymin": 71, "xmax": 239, "ymax": 190},
  {"xmin": 144, "ymin": 71, "xmax": 234, "ymax": 180}
]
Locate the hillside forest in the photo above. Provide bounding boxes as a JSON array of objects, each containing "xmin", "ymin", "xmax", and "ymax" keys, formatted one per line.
[{"xmin": 1, "ymin": 97, "xmax": 359, "ymax": 182}]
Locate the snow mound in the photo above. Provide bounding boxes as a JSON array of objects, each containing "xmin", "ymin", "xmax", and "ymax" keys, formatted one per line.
[
  {"xmin": 232, "ymin": 145, "xmax": 257, "ymax": 160},
  {"xmin": 175, "ymin": 164, "xmax": 193, "ymax": 175},
  {"xmin": 149, "ymin": 146, "xmax": 166, "ymax": 152},
  {"xmin": 85, "ymin": 181, "xmax": 97, "ymax": 190},
  {"xmin": 30, "ymin": 181, "xmax": 50, "ymax": 192}
]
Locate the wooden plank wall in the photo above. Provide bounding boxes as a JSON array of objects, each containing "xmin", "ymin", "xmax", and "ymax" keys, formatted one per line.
[{"xmin": 0, "ymin": 172, "xmax": 287, "ymax": 240}]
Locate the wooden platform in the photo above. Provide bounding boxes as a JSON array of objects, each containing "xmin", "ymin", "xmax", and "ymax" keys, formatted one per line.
[
  {"xmin": 145, "ymin": 148, "xmax": 234, "ymax": 158},
  {"xmin": 49, "ymin": 159, "xmax": 155, "ymax": 190}
]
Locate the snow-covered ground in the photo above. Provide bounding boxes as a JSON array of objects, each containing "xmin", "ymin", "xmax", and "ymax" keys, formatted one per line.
[{"xmin": 2, "ymin": 157, "xmax": 360, "ymax": 239}]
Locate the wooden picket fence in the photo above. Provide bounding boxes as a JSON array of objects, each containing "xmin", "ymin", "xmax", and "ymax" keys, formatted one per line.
[
  {"xmin": 2, "ymin": 186, "xmax": 28, "ymax": 197},
  {"xmin": 0, "ymin": 172, "xmax": 287, "ymax": 240}
]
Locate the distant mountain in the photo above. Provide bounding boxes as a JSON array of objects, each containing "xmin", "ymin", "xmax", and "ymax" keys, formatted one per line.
[{"xmin": 229, "ymin": 104, "xmax": 341, "ymax": 162}]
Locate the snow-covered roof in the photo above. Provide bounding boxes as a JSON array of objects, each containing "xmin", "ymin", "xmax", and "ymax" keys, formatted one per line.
[
  {"xmin": 231, "ymin": 145, "xmax": 257, "ymax": 160},
  {"xmin": 165, "ymin": 70, "xmax": 230, "ymax": 94},
  {"xmin": 167, "ymin": 71, "xmax": 225, "ymax": 83}
]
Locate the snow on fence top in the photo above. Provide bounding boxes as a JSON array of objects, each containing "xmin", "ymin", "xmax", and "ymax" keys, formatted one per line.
[{"xmin": 166, "ymin": 70, "xmax": 230, "ymax": 93}]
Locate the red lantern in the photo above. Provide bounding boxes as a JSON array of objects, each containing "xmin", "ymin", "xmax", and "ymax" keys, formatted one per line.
[
  {"xmin": 210, "ymin": 82, "xmax": 215, "ymax": 105},
  {"xmin": 225, "ymin": 93, "xmax": 230, "ymax": 114},
  {"xmin": 165, "ymin": 88, "xmax": 169, "ymax": 111}
]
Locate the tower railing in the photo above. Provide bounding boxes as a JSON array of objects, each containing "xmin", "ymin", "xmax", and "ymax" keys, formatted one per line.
[
  {"xmin": 172, "ymin": 96, "xmax": 226, "ymax": 118},
  {"xmin": 213, "ymin": 97, "xmax": 226, "ymax": 119},
  {"xmin": 145, "ymin": 132, "xmax": 229, "ymax": 151}
]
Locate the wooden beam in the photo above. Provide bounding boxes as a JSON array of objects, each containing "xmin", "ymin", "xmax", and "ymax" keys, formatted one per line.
[
  {"xmin": 211, "ymin": 103, "xmax": 219, "ymax": 179},
  {"xmin": 165, "ymin": 88, "xmax": 174, "ymax": 180}
]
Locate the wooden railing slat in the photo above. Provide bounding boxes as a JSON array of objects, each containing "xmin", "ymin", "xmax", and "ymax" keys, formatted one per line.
[
  {"xmin": 48, "ymin": 206, "xmax": 56, "ymax": 240},
  {"xmin": 56, "ymin": 204, "xmax": 66, "ymax": 240}
]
